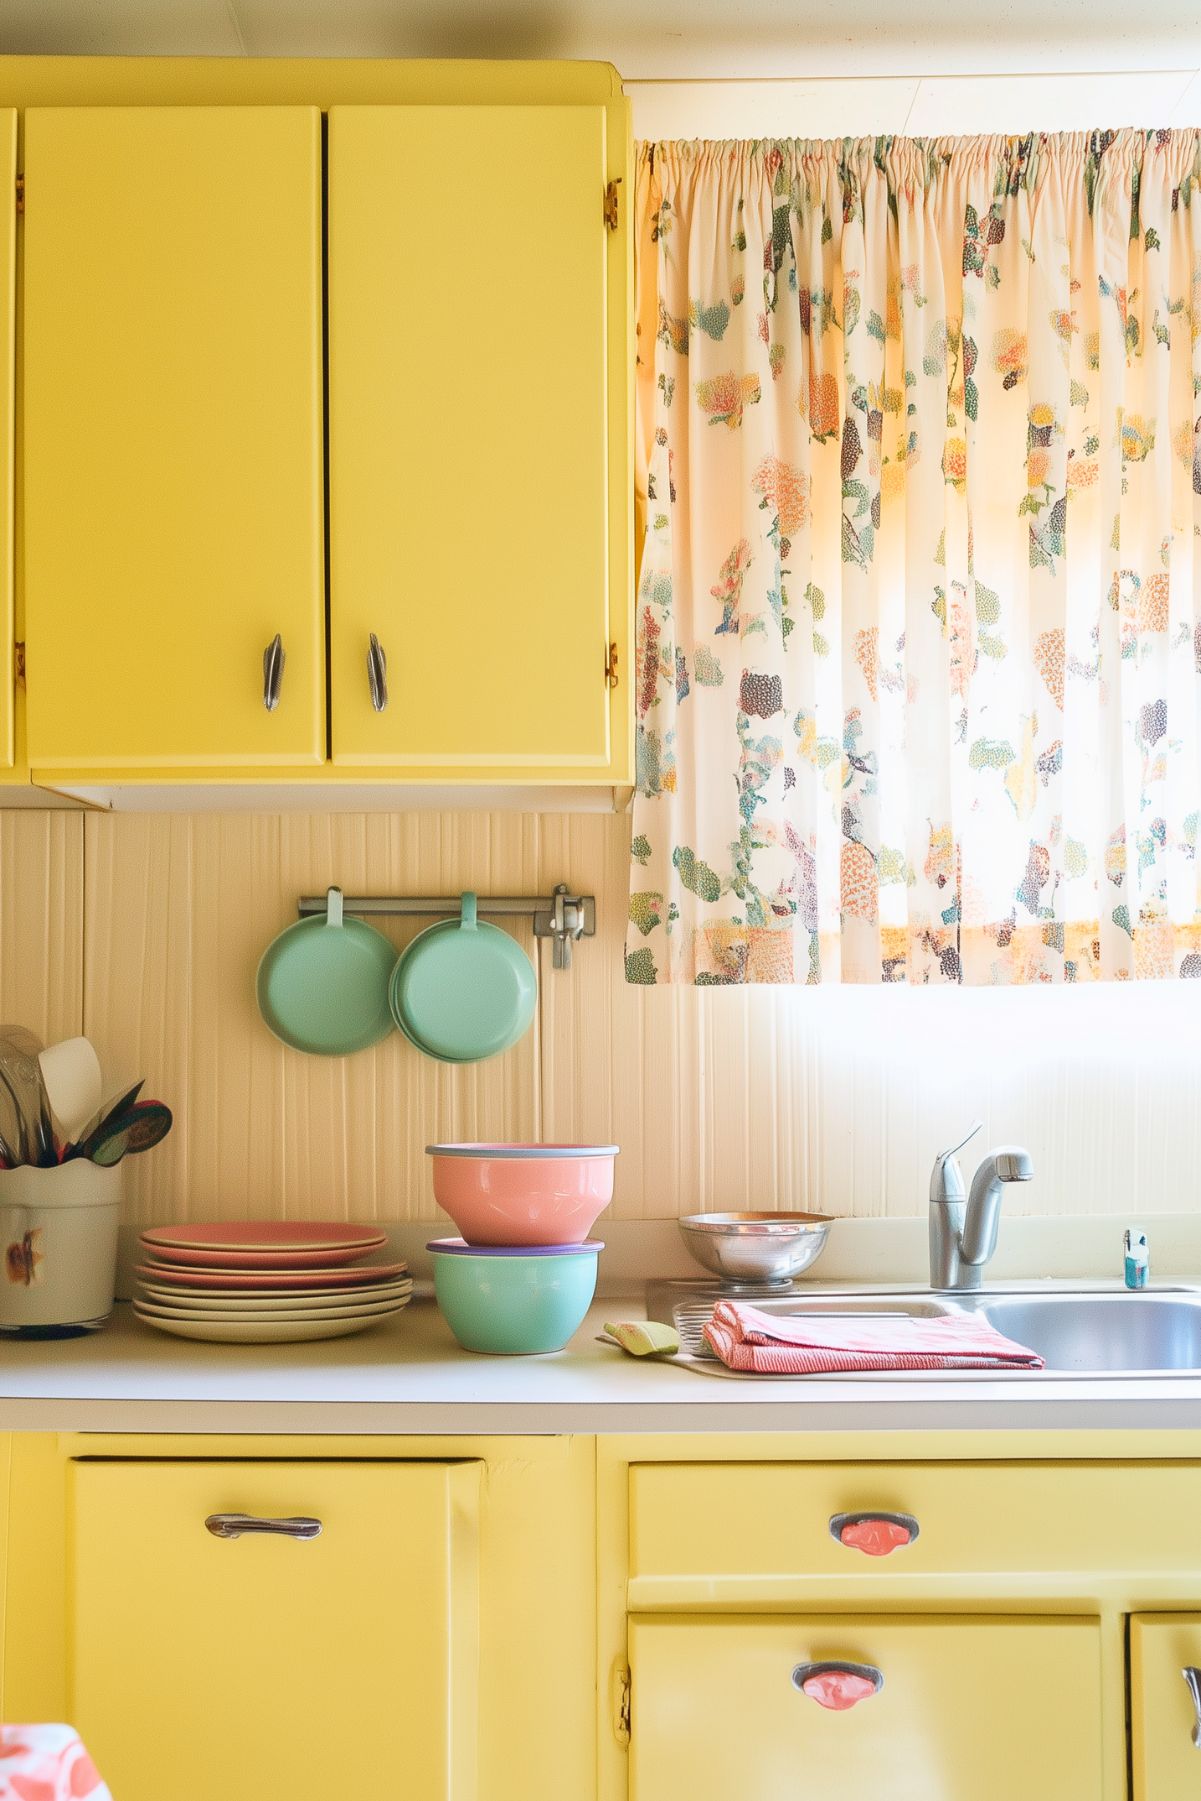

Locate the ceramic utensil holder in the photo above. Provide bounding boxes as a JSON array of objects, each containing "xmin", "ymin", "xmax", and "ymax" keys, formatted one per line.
[{"xmin": 0, "ymin": 1160, "xmax": 122, "ymax": 1335}]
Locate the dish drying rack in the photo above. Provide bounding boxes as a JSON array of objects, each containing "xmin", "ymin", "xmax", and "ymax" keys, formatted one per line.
[{"xmin": 297, "ymin": 884, "xmax": 596, "ymax": 970}]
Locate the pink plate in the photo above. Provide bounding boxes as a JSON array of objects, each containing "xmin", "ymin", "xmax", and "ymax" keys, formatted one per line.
[
  {"xmin": 142, "ymin": 1221, "xmax": 386, "ymax": 1251},
  {"xmin": 140, "ymin": 1222, "xmax": 386, "ymax": 1269},
  {"xmin": 134, "ymin": 1260, "xmax": 408, "ymax": 1291},
  {"xmin": 139, "ymin": 1243, "xmax": 387, "ymax": 1271}
]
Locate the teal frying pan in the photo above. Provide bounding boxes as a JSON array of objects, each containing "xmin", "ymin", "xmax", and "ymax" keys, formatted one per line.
[
  {"xmin": 256, "ymin": 887, "xmax": 396, "ymax": 1056},
  {"xmin": 388, "ymin": 892, "xmax": 536, "ymax": 1063}
]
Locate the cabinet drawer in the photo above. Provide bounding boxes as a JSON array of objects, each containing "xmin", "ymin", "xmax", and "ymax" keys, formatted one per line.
[
  {"xmin": 629, "ymin": 1614, "xmax": 1103, "ymax": 1801},
  {"xmin": 1131, "ymin": 1614, "xmax": 1201, "ymax": 1798},
  {"xmin": 629, "ymin": 1461, "xmax": 1201, "ymax": 1604},
  {"xmin": 69, "ymin": 1459, "xmax": 480, "ymax": 1801}
]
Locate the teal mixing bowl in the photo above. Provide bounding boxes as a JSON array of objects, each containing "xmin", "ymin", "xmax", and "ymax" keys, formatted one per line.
[{"xmin": 427, "ymin": 1238, "xmax": 602, "ymax": 1355}]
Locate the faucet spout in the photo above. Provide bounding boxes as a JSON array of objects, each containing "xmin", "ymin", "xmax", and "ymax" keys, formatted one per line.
[
  {"xmin": 928, "ymin": 1138, "xmax": 1033, "ymax": 1292},
  {"xmin": 959, "ymin": 1146, "xmax": 1033, "ymax": 1268}
]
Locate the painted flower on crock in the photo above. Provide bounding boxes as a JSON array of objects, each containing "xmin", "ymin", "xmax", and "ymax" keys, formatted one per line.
[{"xmin": 696, "ymin": 371, "xmax": 761, "ymax": 429}]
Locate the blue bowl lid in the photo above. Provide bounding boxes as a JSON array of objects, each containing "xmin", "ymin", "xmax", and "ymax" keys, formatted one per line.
[{"xmin": 426, "ymin": 1236, "xmax": 604, "ymax": 1257}]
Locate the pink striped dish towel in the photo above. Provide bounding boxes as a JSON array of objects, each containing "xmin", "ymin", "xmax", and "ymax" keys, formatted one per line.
[{"xmin": 703, "ymin": 1301, "xmax": 1045, "ymax": 1374}]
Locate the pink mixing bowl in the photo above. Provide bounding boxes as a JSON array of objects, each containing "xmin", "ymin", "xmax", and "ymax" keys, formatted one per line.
[{"xmin": 426, "ymin": 1143, "xmax": 619, "ymax": 1246}]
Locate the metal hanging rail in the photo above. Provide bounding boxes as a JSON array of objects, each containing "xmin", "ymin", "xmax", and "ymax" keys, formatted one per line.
[{"xmin": 296, "ymin": 884, "xmax": 596, "ymax": 970}]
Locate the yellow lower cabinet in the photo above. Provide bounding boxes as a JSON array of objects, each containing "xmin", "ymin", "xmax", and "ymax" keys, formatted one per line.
[
  {"xmin": 68, "ymin": 1459, "xmax": 480, "ymax": 1801},
  {"xmin": 628, "ymin": 1614, "xmax": 1103, "ymax": 1801},
  {"xmin": 1130, "ymin": 1614, "xmax": 1201, "ymax": 1796}
]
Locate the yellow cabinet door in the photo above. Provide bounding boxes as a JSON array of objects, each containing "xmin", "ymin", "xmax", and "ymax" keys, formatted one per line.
[
  {"xmin": 328, "ymin": 105, "xmax": 617, "ymax": 777},
  {"xmin": 629, "ymin": 1615, "xmax": 1103, "ymax": 1801},
  {"xmin": 23, "ymin": 107, "xmax": 325, "ymax": 770},
  {"xmin": 69, "ymin": 1459, "xmax": 480, "ymax": 1801},
  {"xmin": 0, "ymin": 111, "xmax": 13, "ymax": 772},
  {"xmin": 1131, "ymin": 1614, "xmax": 1201, "ymax": 1796}
]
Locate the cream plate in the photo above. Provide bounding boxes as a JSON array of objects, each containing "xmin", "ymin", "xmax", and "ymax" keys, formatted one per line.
[
  {"xmin": 134, "ymin": 1261, "xmax": 407, "ymax": 1290},
  {"xmin": 133, "ymin": 1306, "xmax": 406, "ymax": 1344},
  {"xmin": 134, "ymin": 1294, "xmax": 409, "ymax": 1324},
  {"xmin": 137, "ymin": 1278, "xmax": 412, "ymax": 1311}
]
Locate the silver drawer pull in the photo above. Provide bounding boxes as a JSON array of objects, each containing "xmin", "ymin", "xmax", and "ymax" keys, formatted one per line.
[
  {"xmin": 205, "ymin": 1512, "xmax": 322, "ymax": 1541},
  {"xmin": 829, "ymin": 1511, "xmax": 920, "ymax": 1557},
  {"xmin": 367, "ymin": 633, "xmax": 388, "ymax": 711},
  {"xmin": 262, "ymin": 633, "xmax": 285, "ymax": 711},
  {"xmin": 1183, "ymin": 1667, "xmax": 1201, "ymax": 1747},
  {"xmin": 792, "ymin": 1661, "xmax": 884, "ymax": 1712}
]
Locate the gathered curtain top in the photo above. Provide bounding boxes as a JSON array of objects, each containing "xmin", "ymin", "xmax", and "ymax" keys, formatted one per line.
[{"xmin": 639, "ymin": 130, "xmax": 1201, "ymax": 189}]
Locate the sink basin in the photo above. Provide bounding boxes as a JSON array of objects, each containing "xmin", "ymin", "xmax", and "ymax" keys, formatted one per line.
[{"xmin": 973, "ymin": 1293, "xmax": 1201, "ymax": 1373}]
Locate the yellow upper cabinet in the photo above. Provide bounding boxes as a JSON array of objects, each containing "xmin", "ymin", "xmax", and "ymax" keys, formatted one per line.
[
  {"xmin": 23, "ymin": 107, "xmax": 325, "ymax": 770},
  {"xmin": 0, "ymin": 112, "xmax": 14, "ymax": 773},
  {"xmin": 328, "ymin": 104, "xmax": 627, "ymax": 781}
]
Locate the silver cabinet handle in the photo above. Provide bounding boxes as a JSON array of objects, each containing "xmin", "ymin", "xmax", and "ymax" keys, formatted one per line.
[
  {"xmin": 1183, "ymin": 1667, "xmax": 1201, "ymax": 1747},
  {"xmin": 829, "ymin": 1511, "xmax": 921, "ymax": 1556},
  {"xmin": 792, "ymin": 1661, "xmax": 884, "ymax": 1711},
  {"xmin": 262, "ymin": 633, "xmax": 285, "ymax": 712},
  {"xmin": 367, "ymin": 633, "xmax": 388, "ymax": 711},
  {"xmin": 205, "ymin": 1512, "xmax": 322, "ymax": 1541}
]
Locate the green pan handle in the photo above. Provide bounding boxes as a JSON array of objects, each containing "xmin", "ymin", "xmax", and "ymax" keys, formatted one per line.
[
  {"xmin": 325, "ymin": 886, "xmax": 344, "ymax": 929},
  {"xmin": 460, "ymin": 892, "xmax": 478, "ymax": 932}
]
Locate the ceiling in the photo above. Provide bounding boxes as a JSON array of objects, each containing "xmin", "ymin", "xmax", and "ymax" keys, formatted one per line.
[{"xmin": 1, "ymin": 0, "xmax": 1199, "ymax": 80}]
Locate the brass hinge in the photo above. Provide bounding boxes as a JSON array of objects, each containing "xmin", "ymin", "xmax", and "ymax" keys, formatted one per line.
[
  {"xmin": 604, "ymin": 640, "xmax": 619, "ymax": 690},
  {"xmin": 14, "ymin": 174, "xmax": 23, "ymax": 215},
  {"xmin": 603, "ymin": 177, "xmax": 622, "ymax": 232},
  {"xmin": 13, "ymin": 641, "xmax": 24, "ymax": 685},
  {"xmin": 612, "ymin": 1663, "xmax": 631, "ymax": 1746}
]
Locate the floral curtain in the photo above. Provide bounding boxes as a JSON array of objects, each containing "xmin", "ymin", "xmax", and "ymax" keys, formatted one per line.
[{"xmin": 628, "ymin": 132, "xmax": 1201, "ymax": 984}]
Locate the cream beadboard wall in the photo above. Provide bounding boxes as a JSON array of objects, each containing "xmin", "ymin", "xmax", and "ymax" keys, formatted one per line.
[{"xmin": 0, "ymin": 809, "xmax": 1198, "ymax": 1226}]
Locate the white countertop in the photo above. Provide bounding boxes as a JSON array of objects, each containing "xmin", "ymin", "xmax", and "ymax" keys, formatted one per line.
[{"xmin": 3, "ymin": 1297, "xmax": 1201, "ymax": 1435}]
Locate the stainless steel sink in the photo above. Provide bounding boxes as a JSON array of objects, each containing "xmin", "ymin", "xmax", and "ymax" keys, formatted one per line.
[{"xmin": 971, "ymin": 1292, "xmax": 1201, "ymax": 1374}]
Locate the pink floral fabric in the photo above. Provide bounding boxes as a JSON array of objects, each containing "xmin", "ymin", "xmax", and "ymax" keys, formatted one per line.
[
  {"xmin": 630, "ymin": 133, "xmax": 1201, "ymax": 984},
  {"xmin": 0, "ymin": 1726, "xmax": 112, "ymax": 1800}
]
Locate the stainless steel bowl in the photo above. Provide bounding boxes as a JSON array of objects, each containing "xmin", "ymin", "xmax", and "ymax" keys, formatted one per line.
[{"xmin": 678, "ymin": 1211, "xmax": 831, "ymax": 1288}]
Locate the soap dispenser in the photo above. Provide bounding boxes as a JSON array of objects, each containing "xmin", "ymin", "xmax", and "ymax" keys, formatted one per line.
[{"xmin": 1123, "ymin": 1228, "xmax": 1149, "ymax": 1291}]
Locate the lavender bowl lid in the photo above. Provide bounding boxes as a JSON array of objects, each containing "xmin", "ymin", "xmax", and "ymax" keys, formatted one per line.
[
  {"xmin": 426, "ymin": 1143, "xmax": 619, "ymax": 1160},
  {"xmin": 426, "ymin": 1236, "xmax": 604, "ymax": 1258}
]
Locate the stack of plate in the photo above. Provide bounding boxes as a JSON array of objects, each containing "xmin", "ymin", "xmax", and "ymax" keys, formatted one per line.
[{"xmin": 133, "ymin": 1222, "xmax": 411, "ymax": 1343}]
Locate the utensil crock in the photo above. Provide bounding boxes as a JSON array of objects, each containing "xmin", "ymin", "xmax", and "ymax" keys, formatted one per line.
[{"xmin": 0, "ymin": 1160, "xmax": 122, "ymax": 1335}]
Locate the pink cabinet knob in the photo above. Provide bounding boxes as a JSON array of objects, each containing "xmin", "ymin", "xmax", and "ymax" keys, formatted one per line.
[
  {"xmin": 829, "ymin": 1510, "xmax": 920, "ymax": 1557},
  {"xmin": 792, "ymin": 1661, "xmax": 885, "ymax": 1711}
]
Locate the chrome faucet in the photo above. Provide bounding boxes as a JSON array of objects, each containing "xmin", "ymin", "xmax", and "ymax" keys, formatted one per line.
[{"xmin": 929, "ymin": 1123, "xmax": 1034, "ymax": 1291}]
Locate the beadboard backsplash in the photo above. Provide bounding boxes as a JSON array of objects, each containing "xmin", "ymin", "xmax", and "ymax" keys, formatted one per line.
[{"xmin": 0, "ymin": 809, "xmax": 1198, "ymax": 1225}]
